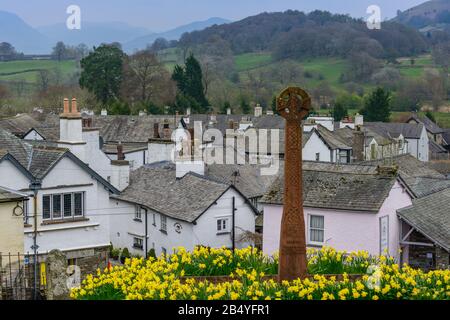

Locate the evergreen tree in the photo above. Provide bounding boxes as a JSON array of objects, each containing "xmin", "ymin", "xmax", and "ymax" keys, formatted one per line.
[
  {"xmin": 171, "ymin": 54, "xmax": 209, "ymax": 112},
  {"xmin": 271, "ymin": 96, "xmax": 278, "ymax": 115},
  {"xmin": 425, "ymin": 110, "xmax": 436, "ymax": 123},
  {"xmin": 240, "ymin": 97, "xmax": 251, "ymax": 114},
  {"xmin": 361, "ymin": 87, "xmax": 391, "ymax": 122},
  {"xmin": 332, "ymin": 102, "xmax": 348, "ymax": 121},
  {"xmin": 79, "ymin": 44, "xmax": 124, "ymax": 105}
]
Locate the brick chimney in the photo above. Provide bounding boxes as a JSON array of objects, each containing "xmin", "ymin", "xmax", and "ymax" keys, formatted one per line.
[
  {"xmin": 153, "ymin": 123, "xmax": 160, "ymax": 139},
  {"xmin": 117, "ymin": 142, "xmax": 125, "ymax": 161},
  {"xmin": 82, "ymin": 118, "xmax": 93, "ymax": 128},
  {"xmin": 162, "ymin": 121, "xmax": 171, "ymax": 139},
  {"xmin": 352, "ymin": 125, "xmax": 365, "ymax": 162}
]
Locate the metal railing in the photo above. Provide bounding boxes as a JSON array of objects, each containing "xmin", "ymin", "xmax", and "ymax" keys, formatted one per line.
[{"xmin": 0, "ymin": 252, "xmax": 46, "ymax": 300}]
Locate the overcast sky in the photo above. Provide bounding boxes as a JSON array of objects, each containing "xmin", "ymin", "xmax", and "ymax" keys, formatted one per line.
[{"xmin": 1, "ymin": 0, "xmax": 426, "ymax": 31}]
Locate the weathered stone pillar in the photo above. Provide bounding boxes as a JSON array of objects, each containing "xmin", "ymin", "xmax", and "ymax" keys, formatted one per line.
[
  {"xmin": 277, "ymin": 87, "xmax": 311, "ymax": 282},
  {"xmin": 45, "ymin": 250, "xmax": 70, "ymax": 300}
]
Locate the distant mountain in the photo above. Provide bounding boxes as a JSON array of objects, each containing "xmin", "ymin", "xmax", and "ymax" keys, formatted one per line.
[
  {"xmin": 37, "ymin": 21, "xmax": 150, "ymax": 48},
  {"xmin": 124, "ymin": 17, "xmax": 231, "ymax": 52},
  {"xmin": 0, "ymin": 11, "xmax": 51, "ymax": 54},
  {"xmin": 394, "ymin": 0, "xmax": 450, "ymax": 33}
]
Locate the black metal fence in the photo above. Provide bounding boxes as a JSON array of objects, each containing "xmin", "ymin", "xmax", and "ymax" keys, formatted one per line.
[{"xmin": 0, "ymin": 253, "xmax": 46, "ymax": 300}]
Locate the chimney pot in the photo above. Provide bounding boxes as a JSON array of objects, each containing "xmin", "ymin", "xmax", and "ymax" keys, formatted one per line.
[
  {"xmin": 153, "ymin": 123, "xmax": 160, "ymax": 139},
  {"xmin": 71, "ymin": 98, "xmax": 78, "ymax": 114},
  {"xmin": 63, "ymin": 98, "xmax": 70, "ymax": 114}
]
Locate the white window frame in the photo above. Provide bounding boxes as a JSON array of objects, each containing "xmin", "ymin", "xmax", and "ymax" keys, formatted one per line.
[
  {"xmin": 216, "ymin": 217, "xmax": 230, "ymax": 234},
  {"xmin": 134, "ymin": 205, "xmax": 142, "ymax": 221},
  {"xmin": 308, "ymin": 214, "xmax": 325, "ymax": 246},
  {"xmin": 160, "ymin": 215, "xmax": 167, "ymax": 233},
  {"xmin": 42, "ymin": 192, "xmax": 85, "ymax": 221},
  {"xmin": 133, "ymin": 237, "xmax": 144, "ymax": 250}
]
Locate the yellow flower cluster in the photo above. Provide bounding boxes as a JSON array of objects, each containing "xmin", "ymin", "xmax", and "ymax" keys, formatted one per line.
[{"xmin": 70, "ymin": 246, "xmax": 450, "ymax": 300}]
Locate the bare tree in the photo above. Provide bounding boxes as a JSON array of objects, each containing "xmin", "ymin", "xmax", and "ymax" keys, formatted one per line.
[
  {"xmin": 36, "ymin": 69, "xmax": 51, "ymax": 94},
  {"xmin": 122, "ymin": 50, "xmax": 174, "ymax": 105},
  {"xmin": 432, "ymin": 41, "xmax": 450, "ymax": 75}
]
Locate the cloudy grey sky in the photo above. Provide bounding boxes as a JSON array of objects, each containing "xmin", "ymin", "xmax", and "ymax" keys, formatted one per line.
[{"xmin": 1, "ymin": 0, "xmax": 426, "ymax": 31}]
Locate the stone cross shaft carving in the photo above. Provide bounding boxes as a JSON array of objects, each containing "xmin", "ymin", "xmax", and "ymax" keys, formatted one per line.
[{"xmin": 276, "ymin": 87, "xmax": 311, "ymax": 282}]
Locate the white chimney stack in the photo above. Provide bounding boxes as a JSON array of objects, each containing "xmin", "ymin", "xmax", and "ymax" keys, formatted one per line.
[
  {"xmin": 355, "ymin": 114, "xmax": 364, "ymax": 127},
  {"xmin": 58, "ymin": 98, "xmax": 86, "ymax": 161},
  {"xmin": 101, "ymin": 109, "xmax": 108, "ymax": 116},
  {"xmin": 254, "ymin": 104, "xmax": 263, "ymax": 117}
]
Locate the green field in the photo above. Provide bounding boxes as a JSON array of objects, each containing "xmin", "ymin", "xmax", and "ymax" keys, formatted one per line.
[
  {"xmin": 234, "ymin": 53, "xmax": 373, "ymax": 95},
  {"xmin": 395, "ymin": 54, "xmax": 438, "ymax": 78},
  {"xmin": 0, "ymin": 60, "xmax": 78, "ymax": 83},
  {"xmin": 234, "ymin": 53, "xmax": 273, "ymax": 72}
]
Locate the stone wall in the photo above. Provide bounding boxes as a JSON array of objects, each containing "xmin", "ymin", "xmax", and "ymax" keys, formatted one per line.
[
  {"xmin": 436, "ymin": 247, "xmax": 450, "ymax": 270},
  {"xmin": 407, "ymin": 231, "xmax": 449, "ymax": 270}
]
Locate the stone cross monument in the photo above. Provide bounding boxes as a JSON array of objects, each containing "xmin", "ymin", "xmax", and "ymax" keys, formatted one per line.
[{"xmin": 276, "ymin": 87, "xmax": 311, "ymax": 282}]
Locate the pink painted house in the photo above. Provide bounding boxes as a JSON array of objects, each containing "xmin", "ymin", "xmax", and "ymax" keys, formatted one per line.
[{"xmin": 260, "ymin": 162, "xmax": 413, "ymax": 262}]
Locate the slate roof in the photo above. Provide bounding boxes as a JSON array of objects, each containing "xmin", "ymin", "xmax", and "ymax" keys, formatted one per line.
[
  {"xmin": 428, "ymin": 160, "xmax": 450, "ymax": 176},
  {"xmin": 333, "ymin": 126, "xmax": 394, "ymax": 147},
  {"xmin": 397, "ymin": 188, "xmax": 450, "ymax": 251},
  {"xmin": 89, "ymin": 115, "xmax": 179, "ymax": 143},
  {"xmin": 0, "ymin": 128, "xmax": 67, "ymax": 179},
  {"xmin": 361, "ymin": 154, "xmax": 444, "ymax": 179},
  {"xmin": 364, "ymin": 122, "xmax": 424, "ymax": 139},
  {"xmin": 429, "ymin": 140, "xmax": 447, "ymax": 154},
  {"xmin": 205, "ymin": 163, "xmax": 279, "ymax": 199},
  {"xmin": 406, "ymin": 113, "xmax": 445, "ymax": 135},
  {"xmin": 443, "ymin": 129, "xmax": 450, "ymax": 146},
  {"xmin": 0, "ymin": 186, "xmax": 28, "ymax": 203},
  {"xmin": 0, "ymin": 114, "xmax": 42, "ymax": 137},
  {"xmin": 25, "ymin": 114, "xmax": 180, "ymax": 143},
  {"xmin": 260, "ymin": 162, "xmax": 395, "ymax": 212},
  {"xmin": 0, "ymin": 128, "xmax": 119, "ymax": 193},
  {"xmin": 314, "ymin": 125, "xmax": 352, "ymax": 150},
  {"xmin": 401, "ymin": 176, "xmax": 450, "ymax": 198},
  {"xmin": 361, "ymin": 154, "xmax": 447, "ymax": 198},
  {"xmin": 111, "ymin": 165, "xmax": 235, "ymax": 222}
]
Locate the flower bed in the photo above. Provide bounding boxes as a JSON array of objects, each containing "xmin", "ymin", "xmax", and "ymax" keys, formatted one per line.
[{"xmin": 71, "ymin": 247, "xmax": 450, "ymax": 300}]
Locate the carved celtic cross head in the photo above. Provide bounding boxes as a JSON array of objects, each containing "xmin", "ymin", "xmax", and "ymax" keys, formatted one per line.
[{"xmin": 277, "ymin": 87, "xmax": 312, "ymax": 121}]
